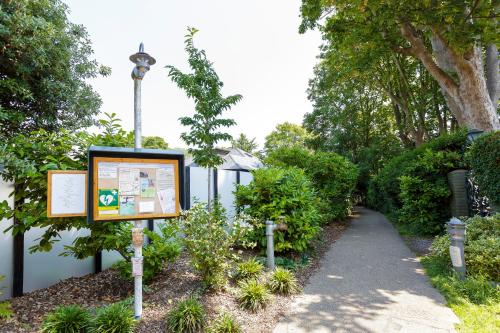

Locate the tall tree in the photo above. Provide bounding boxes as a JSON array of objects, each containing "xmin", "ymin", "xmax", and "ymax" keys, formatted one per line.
[
  {"xmin": 142, "ymin": 136, "xmax": 169, "ymax": 150},
  {"xmin": 167, "ymin": 28, "xmax": 241, "ymax": 208},
  {"xmin": 264, "ymin": 122, "xmax": 313, "ymax": 154},
  {"xmin": 300, "ymin": 0, "xmax": 500, "ymax": 132},
  {"xmin": 231, "ymin": 133, "xmax": 258, "ymax": 153},
  {"xmin": 0, "ymin": 0, "xmax": 110, "ymax": 138}
]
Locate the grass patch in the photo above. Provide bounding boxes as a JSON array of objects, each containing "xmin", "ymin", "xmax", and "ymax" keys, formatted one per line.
[{"xmin": 421, "ymin": 255, "xmax": 500, "ymax": 332}]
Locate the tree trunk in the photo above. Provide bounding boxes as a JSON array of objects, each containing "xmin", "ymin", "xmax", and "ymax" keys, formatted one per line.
[
  {"xmin": 400, "ymin": 23, "xmax": 500, "ymax": 132},
  {"xmin": 207, "ymin": 167, "xmax": 212, "ymax": 212}
]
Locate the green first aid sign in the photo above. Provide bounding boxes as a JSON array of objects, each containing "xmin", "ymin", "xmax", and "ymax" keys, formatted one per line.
[{"xmin": 98, "ymin": 189, "xmax": 119, "ymax": 209}]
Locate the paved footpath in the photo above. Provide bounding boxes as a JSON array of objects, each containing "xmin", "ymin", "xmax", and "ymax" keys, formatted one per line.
[{"xmin": 273, "ymin": 207, "xmax": 459, "ymax": 333}]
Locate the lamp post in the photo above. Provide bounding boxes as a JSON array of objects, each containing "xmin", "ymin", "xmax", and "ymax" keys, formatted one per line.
[
  {"xmin": 129, "ymin": 43, "xmax": 155, "ymax": 319},
  {"xmin": 447, "ymin": 217, "xmax": 466, "ymax": 280},
  {"xmin": 466, "ymin": 128, "xmax": 484, "ymax": 144}
]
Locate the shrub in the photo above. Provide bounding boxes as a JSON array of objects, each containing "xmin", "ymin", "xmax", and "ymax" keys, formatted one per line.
[
  {"xmin": 367, "ymin": 130, "xmax": 467, "ymax": 235},
  {"xmin": 182, "ymin": 203, "xmax": 235, "ymax": 289},
  {"xmin": 265, "ymin": 147, "xmax": 359, "ymax": 222},
  {"xmin": 466, "ymin": 131, "xmax": 500, "ymax": 204},
  {"xmin": 235, "ymin": 258, "xmax": 263, "ymax": 281},
  {"xmin": 115, "ymin": 221, "xmax": 182, "ymax": 283},
  {"xmin": 41, "ymin": 305, "xmax": 91, "ymax": 333},
  {"xmin": 235, "ymin": 167, "xmax": 321, "ymax": 253},
  {"xmin": 91, "ymin": 303, "xmax": 135, "ymax": 333},
  {"xmin": 398, "ymin": 149, "xmax": 462, "ymax": 234},
  {"xmin": 0, "ymin": 275, "xmax": 12, "ymax": 320},
  {"xmin": 166, "ymin": 297, "xmax": 205, "ymax": 333},
  {"xmin": 237, "ymin": 279, "xmax": 271, "ymax": 312},
  {"xmin": 267, "ymin": 268, "xmax": 300, "ymax": 296},
  {"xmin": 429, "ymin": 214, "xmax": 500, "ymax": 281},
  {"xmin": 207, "ymin": 312, "xmax": 242, "ymax": 333}
]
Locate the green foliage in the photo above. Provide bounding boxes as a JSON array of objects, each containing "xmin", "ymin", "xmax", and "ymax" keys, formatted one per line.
[
  {"xmin": 235, "ymin": 167, "xmax": 321, "ymax": 253},
  {"xmin": 166, "ymin": 27, "xmax": 241, "ymax": 170},
  {"xmin": 207, "ymin": 312, "xmax": 242, "ymax": 333},
  {"xmin": 429, "ymin": 214, "xmax": 500, "ymax": 282},
  {"xmin": 166, "ymin": 297, "xmax": 205, "ymax": 333},
  {"xmin": 264, "ymin": 122, "xmax": 313, "ymax": 154},
  {"xmin": 266, "ymin": 147, "xmax": 358, "ymax": 222},
  {"xmin": 237, "ymin": 279, "xmax": 271, "ymax": 312},
  {"xmin": 367, "ymin": 130, "xmax": 467, "ymax": 235},
  {"xmin": 235, "ymin": 258, "xmax": 263, "ymax": 281},
  {"xmin": 267, "ymin": 268, "xmax": 300, "ymax": 296},
  {"xmin": 181, "ymin": 203, "xmax": 236, "ymax": 289},
  {"xmin": 41, "ymin": 305, "xmax": 91, "ymax": 333},
  {"xmin": 91, "ymin": 303, "xmax": 135, "ymax": 333},
  {"xmin": 142, "ymin": 136, "xmax": 169, "ymax": 150},
  {"xmin": 114, "ymin": 222, "xmax": 182, "ymax": 283},
  {"xmin": 467, "ymin": 131, "xmax": 500, "ymax": 204},
  {"xmin": 0, "ymin": 0, "xmax": 110, "ymax": 138},
  {"xmin": 231, "ymin": 134, "xmax": 258, "ymax": 154},
  {"xmin": 0, "ymin": 276, "xmax": 12, "ymax": 320},
  {"xmin": 398, "ymin": 150, "xmax": 462, "ymax": 234}
]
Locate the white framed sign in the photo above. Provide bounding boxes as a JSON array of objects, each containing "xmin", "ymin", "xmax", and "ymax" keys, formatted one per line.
[{"xmin": 47, "ymin": 170, "xmax": 87, "ymax": 217}]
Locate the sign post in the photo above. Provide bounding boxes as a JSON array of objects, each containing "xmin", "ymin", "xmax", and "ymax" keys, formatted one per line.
[{"xmin": 130, "ymin": 43, "xmax": 156, "ymax": 319}]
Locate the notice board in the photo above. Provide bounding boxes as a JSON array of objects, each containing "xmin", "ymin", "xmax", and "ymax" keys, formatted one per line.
[
  {"xmin": 88, "ymin": 146, "xmax": 185, "ymax": 222},
  {"xmin": 47, "ymin": 170, "xmax": 87, "ymax": 217}
]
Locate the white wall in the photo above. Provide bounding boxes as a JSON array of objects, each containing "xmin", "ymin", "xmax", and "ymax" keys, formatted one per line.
[
  {"xmin": 0, "ymin": 180, "xmax": 14, "ymax": 300},
  {"xmin": 218, "ymin": 170, "xmax": 237, "ymax": 219},
  {"xmin": 189, "ymin": 167, "xmax": 214, "ymax": 205},
  {"xmin": 240, "ymin": 171, "xmax": 253, "ymax": 186}
]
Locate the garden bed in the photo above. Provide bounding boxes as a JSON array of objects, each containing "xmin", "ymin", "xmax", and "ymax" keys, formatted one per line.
[{"xmin": 0, "ymin": 221, "xmax": 348, "ymax": 333}]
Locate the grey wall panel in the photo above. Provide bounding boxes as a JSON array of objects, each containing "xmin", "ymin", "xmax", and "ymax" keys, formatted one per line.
[
  {"xmin": 189, "ymin": 167, "xmax": 214, "ymax": 205},
  {"xmin": 240, "ymin": 171, "xmax": 253, "ymax": 186},
  {"xmin": 217, "ymin": 170, "xmax": 237, "ymax": 219},
  {"xmin": 24, "ymin": 227, "xmax": 93, "ymax": 293}
]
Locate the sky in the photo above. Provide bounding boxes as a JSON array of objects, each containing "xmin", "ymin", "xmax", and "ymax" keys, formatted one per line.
[{"xmin": 64, "ymin": 0, "xmax": 322, "ymax": 149}]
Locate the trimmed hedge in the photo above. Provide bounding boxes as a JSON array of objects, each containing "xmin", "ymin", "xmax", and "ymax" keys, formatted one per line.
[
  {"xmin": 467, "ymin": 131, "xmax": 500, "ymax": 205},
  {"xmin": 367, "ymin": 130, "xmax": 467, "ymax": 235}
]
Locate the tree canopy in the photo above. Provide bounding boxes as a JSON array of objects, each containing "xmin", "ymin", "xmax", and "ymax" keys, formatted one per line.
[
  {"xmin": 264, "ymin": 122, "xmax": 313, "ymax": 153},
  {"xmin": 231, "ymin": 133, "xmax": 258, "ymax": 153},
  {"xmin": 0, "ymin": 0, "xmax": 110, "ymax": 138}
]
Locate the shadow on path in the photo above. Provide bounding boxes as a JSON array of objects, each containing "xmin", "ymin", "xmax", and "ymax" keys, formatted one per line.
[{"xmin": 273, "ymin": 207, "xmax": 458, "ymax": 333}]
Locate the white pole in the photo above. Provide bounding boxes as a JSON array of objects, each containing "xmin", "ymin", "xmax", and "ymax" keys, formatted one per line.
[{"xmin": 133, "ymin": 76, "xmax": 143, "ymax": 320}]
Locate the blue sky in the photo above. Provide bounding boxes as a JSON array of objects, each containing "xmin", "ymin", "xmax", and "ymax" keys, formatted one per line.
[{"xmin": 64, "ymin": 0, "xmax": 321, "ymax": 148}]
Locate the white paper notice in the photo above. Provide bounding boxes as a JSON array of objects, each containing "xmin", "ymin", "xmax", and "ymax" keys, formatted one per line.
[
  {"xmin": 139, "ymin": 201, "xmax": 155, "ymax": 213},
  {"xmin": 157, "ymin": 189, "xmax": 176, "ymax": 213},
  {"xmin": 51, "ymin": 173, "xmax": 86, "ymax": 215},
  {"xmin": 98, "ymin": 163, "xmax": 118, "ymax": 179},
  {"xmin": 132, "ymin": 257, "xmax": 143, "ymax": 276},
  {"xmin": 449, "ymin": 246, "xmax": 463, "ymax": 267},
  {"xmin": 118, "ymin": 168, "xmax": 140, "ymax": 195},
  {"xmin": 156, "ymin": 166, "xmax": 174, "ymax": 191}
]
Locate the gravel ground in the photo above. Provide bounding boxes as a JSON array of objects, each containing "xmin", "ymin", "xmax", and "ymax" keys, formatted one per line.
[
  {"xmin": 402, "ymin": 236, "xmax": 435, "ymax": 256},
  {"xmin": 0, "ymin": 221, "xmax": 348, "ymax": 333}
]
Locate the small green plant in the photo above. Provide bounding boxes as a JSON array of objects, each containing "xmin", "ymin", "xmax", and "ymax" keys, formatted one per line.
[
  {"xmin": 237, "ymin": 279, "xmax": 271, "ymax": 312},
  {"xmin": 41, "ymin": 305, "xmax": 91, "ymax": 333},
  {"xmin": 91, "ymin": 303, "xmax": 135, "ymax": 333},
  {"xmin": 181, "ymin": 203, "xmax": 236, "ymax": 290},
  {"xmin": 235, "ymin": 258, "xmax": 263, "ymax": 281},
  {"xmin": 166, "ymin": 297, "xmax": 205, "ymax": 333},
  {"xmin": 267, "ymin": 268, "xmax": 300, "ymax": 296},
  {"xmin": 207, "ymin": 312, "xmax": 242, "ymax": 333},
  {"xmin": 0, "ymin": 275, "xmax": 12, "ymax": 320}
]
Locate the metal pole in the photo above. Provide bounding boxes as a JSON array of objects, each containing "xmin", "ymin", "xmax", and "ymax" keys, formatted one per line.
[
  {"xmin": 266, "ymin": 220, "xmax": 275, "ymax": 270},
  {"xmin": 133, "ymin": 77, "xmax": 143, "ymax": 319}
]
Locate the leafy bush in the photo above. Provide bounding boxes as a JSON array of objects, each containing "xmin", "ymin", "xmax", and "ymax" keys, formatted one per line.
[
  {"xmin": 235, "ymin": 167, "xmax": 321, "ymax": 253},
  {"xmin": 237, "ymin": 279, "xmax": 271, "ymax": 312},
  {"xmin": 207, "ymin": 312, "xmax": 242, "ymax": 333},
  {"xmin": 41, "ymin": 305, "xmax": 91, "ymax": 333},
  {"xmin": 467, "ymin": 131, "xmax": 500, "ymax": 204},
  {"xmin": 181, "ymin": 203, "xmax": 236, "ymax": 289},
  {"xmin": 115, "ymin": 222, "xmax": 182, "ymax": 283},
  {"xmin": 267, "ymin": 268, "xmax": 300, "ymax": 296},
  {"xmin": 265, "ymin": 147, "xmax": 358, "ymax": 222},
  {"xmin": 367, "ymin": 130, "xmax": 467, "ymax": 235},
  {"xmin": 166, "ymin": 297, "xmax": 205, "ymax": 333},
  {"xmin": 0, "ymin": 275, "xmax": 12, "ymax": 320},
  {"xmin": 91, "ymin": 303, "xmax": 135, "ymax": 333},
  {"xmin": 235, "ymin": 258, "xmax": 263, "ymax": 281},
  {"xmin": 398, "ymin": 150, "xmax": 462, "ymax": 234},
  {"xmin": 429, "ymin": 214, "xmax": 500, "ymax": 281}
]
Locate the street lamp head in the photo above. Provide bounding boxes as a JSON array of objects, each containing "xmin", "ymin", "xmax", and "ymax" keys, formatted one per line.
[{"xmin": 130, "ymin": 42, "xmax": 156, "ymax": 80}]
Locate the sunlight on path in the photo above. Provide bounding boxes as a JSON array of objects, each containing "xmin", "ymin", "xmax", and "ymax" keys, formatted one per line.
[{"xmin": 273, "ymin": 207, "xmax": 459, "ymax": 333}]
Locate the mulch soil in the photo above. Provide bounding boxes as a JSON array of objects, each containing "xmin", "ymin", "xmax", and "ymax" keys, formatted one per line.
[{"xmin": 0, "ymin": 220, "xmax": 349, "ymax": 333}]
